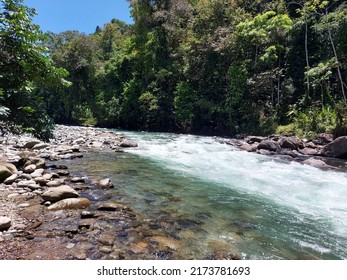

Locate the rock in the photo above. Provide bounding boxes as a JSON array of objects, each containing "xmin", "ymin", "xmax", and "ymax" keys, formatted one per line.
[
  {"xmin": 119, "ymin": 139, "xmax": 138, "ymax": 148},
  {"xmin": 302, "ymin": 158, "xmax": 332, "ymax": 169},
  {"xmin": 97, "ymin": 201, "xmax": 131, "ymax": 212},
  {"xmin": 315, "ymin": 133, "xmax": 333, "ymax": 145},
  {"xmin": 71, "ymin": 177, "xmax": 85, "ymax": 183},
  {"xmin": 97, "ymin": 178, "xmax": 114, "ymax": 189},
  {"xmin": 24, "ymin": 157, "xmax": 46, "ymax": 168},
  {"xmin": 4, "ymin": 173, "xmax": 18, "ymax": 184},
  {"xmin": 73, "ymin": 138, "xmax": 85, "ymax": 145},
  {"xmin": 239, "ymin": 143, "xmax": 257, "ymax": 152},
  {"xmin": 92, "ymin": 141, "xmax": 103, "ymax": 148},
  {"xmin": 46, "ymin": 180, "xmax": 62, "ymax": 187},
  {"xmin": 17, "ymin": 180, "xmax": 36, "ymax": 188},
  {"xmin": 150, "ymin": 236, "xmax": 181, "ymax": 251},
  {"xmin": 257, "ymin": 140, "xmax": 280, "ymax": 152},
  {"xmin": 32, "ymin": 143, "xmax": 50, "ymax": 150},
  {"xmin": 321, "ymin": 136, "xmax": 347, "ymax": 159},
  {"xmin": 98, "ymin": 234, "xmax": 115, "ymax": 246},
  {"xmin": 23, "ymin": 140, "xmax": 41, "ymax": 149},
  {"xmin": 24, "ymin": 164, "xmax": 37, "ymax": 173},
  {"xmin": 47, "ymin": 197, "xmax": 91, "ymax": 211},
  {"xmin": 279, "ymin": 136, "xmax": 304, "ymax": 150},
  {"xmin": 41, "ymin": 185, "xmax": 79, "ymax": 202},
  {"xmin": 0, "ymin": 165, "xmax": 13, "ymax": 182},
  {"xmin": 0, "ymin": 216, "xmax": 12, "ymax": 231},
  {"xmin": 246, "ymin": 136, "xmax": 266, "ymax": 143},
  {"xmin": 299, "ymin": 147, "xmax": 318, "ymax": 156}
]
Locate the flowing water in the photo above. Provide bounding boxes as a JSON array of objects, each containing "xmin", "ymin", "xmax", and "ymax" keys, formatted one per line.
[{"xmin": 65, "ymin": 130, "xmax": 347, "ymax": 259}]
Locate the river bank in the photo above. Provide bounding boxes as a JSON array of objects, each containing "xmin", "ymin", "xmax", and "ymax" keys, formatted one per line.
[
  {"xmin": 0, "ymin": 125, "xmax": 241, "ymax": 260},
  {"xmin": 1, "ymin": 125, "xmax": 346, "ymax": 260}
]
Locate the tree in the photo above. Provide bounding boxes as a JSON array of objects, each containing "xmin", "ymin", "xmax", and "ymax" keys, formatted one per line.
[{"xmin": 0, "ymin": 0, "xmax": 69, "ymax": 140}]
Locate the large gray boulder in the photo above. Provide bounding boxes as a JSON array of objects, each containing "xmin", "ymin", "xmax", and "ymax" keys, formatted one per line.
[{"xmin": 321, "ymin": 136, "xmax": 347, "ymax": 158}]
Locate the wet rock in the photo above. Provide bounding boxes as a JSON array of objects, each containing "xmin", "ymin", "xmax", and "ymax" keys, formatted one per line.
[
  {"xmin": 150, "ymin": 236, "xmax": 181, "ymax": 251},
  {"xmin": 239, "ymin": 143, "xmax": 257, "ymax": 152},
  {"xmin": 71, "ymin": 177, "xmax": 85, "ymax": 183},
  {"xmin": 42, "ymin": 185, "xmax": 79, "ymax": 202},
  {"xmin": 0, "ymin": 216, "xmax": 12, "ymax": 231},
  {"xmin": 81, "ymin": 211, "xmax": 95, "ymax": 219},
  {"xmin": 321, "ymin": 136, "xmax": 347, "ymax": 159},
  {"xmin": 130, "ymin": 241, "xmax": 149, "ymax": 254},
  {"xmin": 47, "ymin": 197, "xmax": 91, "ymax": 211},
  {"xmin": 302, "ymin": 158, "xmax": 333, "ymax": 169},
  {"xmin": 97, "ymin": 178, "xmax": 114, "ymax": 189},
  {"xmin": 279, "ymin": 136, "xmax": 304, "ymax": 150},
  {"xmin": 257, "ymin": 140, "xmax": 280, "ymax": 152},
  {"xmin": 56, "ymin": 170, "xmax": 70, "ymax": 176},
  {"xmin": 97, "ymin": 201, "xmax": 131, "ymax": 212},
  {"xmin": 98, "ymin": 234, "xmax": 115, "ymax": 246},
  {"xmin": 119, "ymin": 139, "xmax": 138, "ymax": 148}
]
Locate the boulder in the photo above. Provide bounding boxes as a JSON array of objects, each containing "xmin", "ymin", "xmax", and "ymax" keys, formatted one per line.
[
  {"xmin": 41, "ymin": 185, "xmax": 79, "ymax": 202},
  {"xmin": 0, "ymin": 216, "xmax": 12, "ymax": 231},
  {"xmin": 257, "ymin": 140, "xmax": 280, "ymax": 152},
  {"xmin": 47, "ymin": 198, "xmax": 91, "ymax": 211},
  {"xmin": 321, "ymin": 136, "xmax": 347, "ymax": 158},
  {"xmin": 119, "ymin": 140, "xmax": 138, "ymax": 148},
  {"xmin": 279, "ymin": 136, "xmax": 304, "ymax": 150}
]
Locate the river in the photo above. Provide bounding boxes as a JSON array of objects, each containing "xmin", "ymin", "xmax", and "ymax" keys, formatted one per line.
[{"xmin": 65, "ymin": 130, "xmax": 347, "ymax": 260}]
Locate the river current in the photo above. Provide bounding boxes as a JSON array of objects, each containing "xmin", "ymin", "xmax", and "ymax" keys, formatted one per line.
[{"xmin": 65, "ymin": 130, "xmax": 347, "ymax": 259}]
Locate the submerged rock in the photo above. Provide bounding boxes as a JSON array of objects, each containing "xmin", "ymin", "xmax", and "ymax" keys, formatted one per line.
[{"xmin": 97, "ymin": 201, "xmax": 131, "ymax": 212}]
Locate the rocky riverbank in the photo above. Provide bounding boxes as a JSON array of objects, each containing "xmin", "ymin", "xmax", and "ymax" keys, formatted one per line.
[
  {"xmin": 221, "ymin": 133, "xmax": 347, "ymax": 170},
  {"xmin": 0, "ymin": 125, "xmax": 240, "ymax": 260}
]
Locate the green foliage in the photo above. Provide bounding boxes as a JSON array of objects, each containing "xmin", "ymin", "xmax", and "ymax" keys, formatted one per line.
[
  {"xmin": 291, "ymin": 106, "xmax": 337, "ymax": 138},
  {"xmin": 17, "ymin": 0, "xmax": 347, "ymax": 139},
  {"xmin": 0, "ymin": 0, "xmax": 69, "ymax": 139}
]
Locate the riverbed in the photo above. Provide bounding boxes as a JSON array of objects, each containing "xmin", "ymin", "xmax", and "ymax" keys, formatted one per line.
[{"xmin": 62, "ymin": 130, "xmax": 347, "ymax": 260}]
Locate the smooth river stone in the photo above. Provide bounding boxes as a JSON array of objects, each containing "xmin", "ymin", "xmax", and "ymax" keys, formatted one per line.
[
  {"xmin": 42, "ymin": 185, "xmax": 79, "ymax": 202},
  {"xmin": 48, "ymin": 198, "xmax": 91, "ymax": 211}
]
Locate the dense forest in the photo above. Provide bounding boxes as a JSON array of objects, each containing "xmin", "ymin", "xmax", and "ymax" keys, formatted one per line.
[{"xmin": 1, "ymin": 0, "xmax": 347, "ymax": 140}]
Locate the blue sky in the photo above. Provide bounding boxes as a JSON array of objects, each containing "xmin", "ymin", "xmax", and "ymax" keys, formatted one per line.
[{"xmin": 24, "ymin": 0, "xmax": 133, "ymax": 34}]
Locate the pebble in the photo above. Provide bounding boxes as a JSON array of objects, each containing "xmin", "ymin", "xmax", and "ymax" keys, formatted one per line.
[{"xmin": 0, "ymin": 216, "xmax": 12, "ymax": 231}]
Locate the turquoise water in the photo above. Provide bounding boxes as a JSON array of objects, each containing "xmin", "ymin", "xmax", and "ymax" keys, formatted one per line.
[{"xmin": 65, "ymin": 131, "xmax": 347, "ymax": 259}]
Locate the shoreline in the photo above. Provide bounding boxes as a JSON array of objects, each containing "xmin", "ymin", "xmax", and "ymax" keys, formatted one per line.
[{"xmin": 1, "ymin": 125, "xmax": 345, "ymax": 260}]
